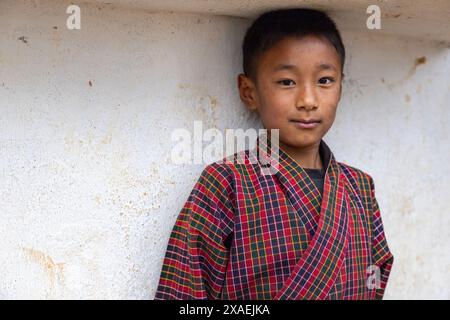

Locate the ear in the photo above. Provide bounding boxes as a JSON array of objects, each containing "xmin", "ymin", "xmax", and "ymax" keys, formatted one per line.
[{"xmin": 237, "ymin": 73, "xmax": 258, "ymax": 112}]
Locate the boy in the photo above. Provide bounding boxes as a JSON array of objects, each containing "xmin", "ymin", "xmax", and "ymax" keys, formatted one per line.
[{"xmin": 155, "ymin": 8, "xmax": 393, "ymax": 300}]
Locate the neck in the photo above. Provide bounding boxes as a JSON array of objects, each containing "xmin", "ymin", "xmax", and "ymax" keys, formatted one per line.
[{"xmin": 279, "ymin": 140, "xmax": 323, "ymax": 169}]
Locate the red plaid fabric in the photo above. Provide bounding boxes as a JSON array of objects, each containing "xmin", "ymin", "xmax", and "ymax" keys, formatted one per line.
[{"xmin": 155, "ymin": 134, "xmax": 394, "ymax": 300}]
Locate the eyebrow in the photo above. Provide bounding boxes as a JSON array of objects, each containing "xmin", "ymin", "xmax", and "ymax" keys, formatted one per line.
[
  {"xmin": 272, "ymin": 64, "xmax": 297, "ymax": 72},
  {"xmin": 317, "ymin": 63, "xmax": 337, "ymax": 71},
  {"xmin": 271, "ymin": 63, "xmax": 337, "ymax": 72}
]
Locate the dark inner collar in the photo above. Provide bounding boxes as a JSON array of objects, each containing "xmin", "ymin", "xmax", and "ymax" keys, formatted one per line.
[
  {"xmin": 301, "ymin": 140, "xmax": 329, "ymax": 179},
  {"xmin": 303, "ymin": 167, "xmax": 325, "ymax": 179}
]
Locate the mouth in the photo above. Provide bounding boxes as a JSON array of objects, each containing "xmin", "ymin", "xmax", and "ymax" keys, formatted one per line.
[{"xmin": 289, "ymin": 118, "xmax": 321, "ymax": 129}]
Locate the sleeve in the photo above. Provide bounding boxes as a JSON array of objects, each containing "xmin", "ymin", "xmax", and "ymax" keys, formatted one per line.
[
  {"xmin": 154, "ymin": 163, "xmax": 235, "ymax": 300},
  {"xmin": 369, "ymin": 176, "xmax": 394, "ymax": 300}
]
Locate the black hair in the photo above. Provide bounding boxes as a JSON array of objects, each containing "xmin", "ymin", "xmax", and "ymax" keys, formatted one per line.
[{"xmin": 242, "ymin": 8, "xmax": 345, "ymax": 81}]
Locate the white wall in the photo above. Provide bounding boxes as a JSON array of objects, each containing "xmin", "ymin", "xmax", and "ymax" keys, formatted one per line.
[{"xmin": 0, "ymin": 0, "xmax": 448, "ymax": 299}]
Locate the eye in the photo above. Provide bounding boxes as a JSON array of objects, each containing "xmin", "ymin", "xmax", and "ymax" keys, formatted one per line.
[
  {"xmin": 318, "ymin": 77, "xmax": 335, "ymax": 85},
  {"xmin": 277, "ymin": 79, "xmax": 296, "ymax": 86}
]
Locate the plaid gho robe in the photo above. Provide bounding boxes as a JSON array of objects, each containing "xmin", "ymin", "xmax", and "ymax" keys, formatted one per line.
[{"xmin": 155, "ymin": 135, "xmax": 394, "ymax": 300}]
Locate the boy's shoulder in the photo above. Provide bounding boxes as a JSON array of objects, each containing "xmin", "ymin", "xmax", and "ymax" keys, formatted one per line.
[
  {"xmin": 338, "ymin": 161, "xmax": 373, "ymax": 180},
  {"xmin": 196, "ymin": 150, "xmax": 250, "ymax": 189},
  {"xmin": 337, "ymin": 161, "xmax": 376, "ymax": 196},
  {"xmin": 202, "ymin": 149, "xmax": 257, "ymax": 177}
]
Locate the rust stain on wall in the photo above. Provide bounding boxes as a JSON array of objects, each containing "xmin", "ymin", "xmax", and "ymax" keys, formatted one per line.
[
  {"xmin": 384, "ymin": 56, "xmax": 427, "ymax": 88},
  {"xmin": 404, "ymin": 56, "xmax": 427, "ymax": 80},
  {"xmin": 414, "ymin": 56, "xmax": 426, "ymax": 66},
  {"xmin": 21, "ymin": 247, "xmax": 65, "ymax": 289},
  {"xmin": 383, "ymin": 12, "xmax": 402, "ymax": 19}
]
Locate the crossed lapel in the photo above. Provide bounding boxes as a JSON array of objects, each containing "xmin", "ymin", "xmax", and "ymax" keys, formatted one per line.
[{"xmin": 256, "ymin": 133, "xmax": 350, "ymax": 300}]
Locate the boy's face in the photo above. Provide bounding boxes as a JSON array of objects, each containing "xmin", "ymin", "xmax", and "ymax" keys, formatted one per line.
[{"xmin": 238, "ymin": 35, "xmax": 343, "ymax": 150}]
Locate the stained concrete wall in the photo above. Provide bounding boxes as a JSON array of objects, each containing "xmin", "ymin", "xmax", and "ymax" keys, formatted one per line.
[{"xmin": 0, "ymin": 1, "xmax": 448, "ymax": 299}]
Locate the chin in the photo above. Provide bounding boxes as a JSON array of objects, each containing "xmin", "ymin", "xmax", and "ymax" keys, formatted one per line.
[
  {"xmin": 288, "ymin": 131, "xmax": 322, "ymax": 146},
  {"xmin": 280, "ymin": 135, "xmax": 321, "ymax": 150}
]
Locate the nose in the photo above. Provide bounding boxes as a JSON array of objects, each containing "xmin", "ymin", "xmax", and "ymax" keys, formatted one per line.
[{"xmin": 295, "ymin": 82, "xmax": 318, "ymax": 111}]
